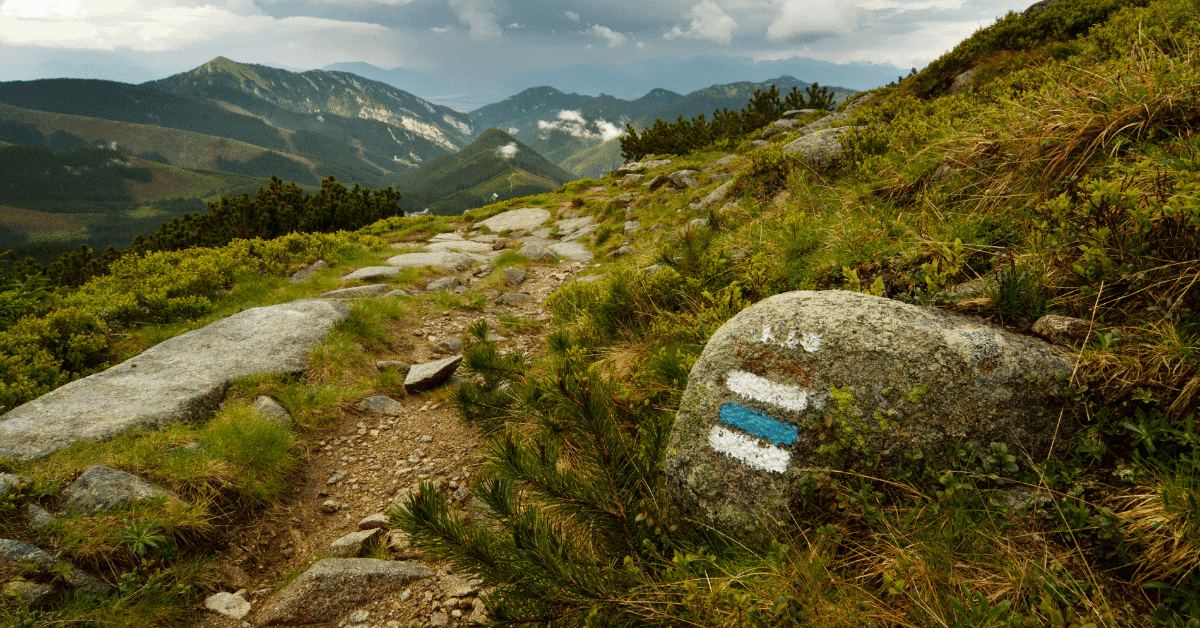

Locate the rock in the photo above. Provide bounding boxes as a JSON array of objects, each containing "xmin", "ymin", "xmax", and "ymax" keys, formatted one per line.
[
  {"xmin": 425, "ymin": 240, "xmax": 496, "ymax": 255},
  {"xmin": 549, "ymin": 241, "xmax": 594, "ymax": 262},
  {"xmin": 328, "ymin": 528, "xmax": 385, "ymax": 558},
  {"xmin": 287, "ymin": 260, "xmax": 329, "ymax": 284},
  {"xmin": 386, "ymin": 531, "xmax": 419, "ymax": 559},
  {"xmin": 760, "ymin": 119, "xmax": 799, "ymax": 139},
  {"xmin": 623, "ymin": 221, "xmax": 641, "ymax": 236},
  {"xmin": 206, "ymin": 592, "xmax": 252, "ymax": 620},
  {"xmin": 843, "ymin": 94, "xmax": 873, "ymax": 112},
  {"xmin": 385, "ymin": 251, "xmax": 479, "ymax": 272},
  {"xmin": 430, "ymin": 612, "xmax": 449, "ymax": 627},
  {"xmin": 0, "ymin": 299, "xmax": 348, "ymax": 461},
  {"xmin": 687, "ymin": 219, "xmax": 710, "ymax": 231},
  {"xmin": 252, "ymin": 396, "xmax": 291, "ymax": 425},
  {"xmin": 993, "ymin": 486, "xmax": 1054, "ymax": 511},
  {"xmin": 404, "ymin": 356, "xmax": 463, "ymax": 393},
  {"xmin": 669, "ymin": 170, "xmax": 700, "ymax": 188},
  {"xmin": 321, "ymin": 284, "xmax": 389, "ymax": 298},
  {"xmin": 710, "ymin": 173, "xmax": 733, "ymax": 183},
  {"xmin": 0, "ymin": 539, "xmax": 111, "ymax": 598},
  {"xmin": 560, "ymin": 225, "xmax": 598, "ymax": 243},
  {"xmin": 556, "ymin": 217, "xmax": 596, "ymax": 232},
  {"xmin": 62, "ymin": 465, "xmax": 180, "ymax": 515},
  {"xmin": 359, "ymin": 396, "xmax": 403, "ymax": 415},
  {"xmin": 429, "ymin": 233, "xmax": 464, "ymax": 242},
  {"xmin": 696, "ymin": 181, "xmax": 734, "ymax": 211},
  {"xmin": 470, "ymin": 599, "xmax": 489, "ymax": 624},
  {"xmin": 384, "ymin": 290, "xmax": 411, "ymax": 298},
  {"xmin": 782, "ymin": 127, "xmax": 863, "ymax": 165},
  {"xmin": 26, "ymin": 504, "xmax": 54, "ymax": 530},
  {"xmin": 0, "ymin": 473, "xmax": 28, "ymax": 497},
  {"xmin": 4, "ymin": 580, "xmax": 55, "ymax": 607},
  {"xmin": 426, "ymin": 276, "xmax": 461, "ymax": 292},
  {"xmin": 614, "ymin": 159, "xmax": 672, "ymax": 176},
  {"xmin": 715, "ymin": 155, "xmax": 739, "ymax": 166},
  {"xmin": 949, "ymin": 68, "xmax": 979, "ymax": 95},
  {"xmin": 666, "ymin": 290, "xmax": 1075, "ymax": 532},
  {"xmin": 499, "ymin": 293, "xmax": 534, "ymax": 306},
  {"xmin": 1031, "ymin": 315, "xmax": 1092, "ymax": 345},
  {"xmin": 642, "ymin": 264, "xmax": 667, "ymax": 277},
  {"xmin": 376, "ymin": 361, "xmax": 411, "ymax": 373},
  {"xmin": 340, "ymin": 267, "xmax": 405, "ymax": 282},
  {"xmin": 433, "ymin": 338, "xmax": 464, "ymax": 354},
  {"xmin": 748, "ymin": 140, "xmax": 771, "ymax": 149},
  {"xmin": 358, "ymin": 513, "xmax": 390, "ymax": 530},
  {"xmin": 516, "ymin": 244, "xmax": 559, "ymax": 262},
  {"xmin": 227, "ymin": 566, "xmax": 251, "ymax": 589},
  {"xmin": 645, "ymin": 174, "xmax": 668, "ymax": 190},
  {"xmin": 491, "ymin": 239, "xmax": 509, "ymax": 251},
  {"xmin": 440, "ymin": 574, "xmax": 481, "ymax": 598},
  {"xmin": 255, "ymin": 559, "xmax": 432, "ymax": 626},
  {"xmin": 321, "ymin": 500, "xmax": 340, "ymax": 514},
  {"xmin": 622, "ymin": 174, "xmax": 644, "ymax": 186},
  {"xmin": 503, "ymin": 268, "xmax": 526, "ymax": 286},
  {"xmin": 782, "ymin": 109, "xmax": 818, "ymax": 119},
  {"xmin": 473, "ymin": 208, "xmax": 551, "ymax": 233},
  {"xmin": 610, "ymin": 246, "xmax": 633, "ymax": 259}
]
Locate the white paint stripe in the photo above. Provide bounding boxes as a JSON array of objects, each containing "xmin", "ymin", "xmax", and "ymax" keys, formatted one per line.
[
  {"xmin": 726, "ymin": 370, "xmax": 809, "ymax": 412},
  {"xmin": 708, "ymin": 426, "xmax": 790, "ymax": 473}
]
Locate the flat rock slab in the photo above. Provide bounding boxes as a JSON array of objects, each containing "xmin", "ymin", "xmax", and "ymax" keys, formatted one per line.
[
  {"xmin": 405, "ymin": 355, "xmax": 463, "ymax": 393},
  {"xmin": 206, "ymin": 592, "xmax": 252, "ymax": 620},
  {"xmin": 549, "ymin": 241, "xmax": 594, "ymax": 262},
  {"xmin": 255, "ymin": 558, "xmax": 432, "ymax": 626},
  {"xmin": 359, "ymin": 396, "xmax": 403, "ymax": 415},
  {"xmin": 252, "ymin": 395, "xmax": 292, "ymax": 425},
  {"xmin": 328, "ymin": 528, "xmax": 384, "ymax": 557},
  {"xmin": 0, "ymin": 299, "xmax": 348, "ymax": 460},
  {"xmin": 62, "ymin": 465, "xmax": 180, "ymax": 514},
  {"xmin": 474, "ymin": 207, "xmax": 550, "ymax": 233},
  {"xmin": 424, "ymin": 241, "xmax": 497, "ymax": 255},
  {"xmin": 386, "ymin": 251, "xmax": 477, "ymax": 272},
  {"xmin": 341, "ymin": 267, "xmax": 406, "ymax": 282},
  {"xmin": 322, "ymin": 284, "xmax": 388, "ymax": 298}
]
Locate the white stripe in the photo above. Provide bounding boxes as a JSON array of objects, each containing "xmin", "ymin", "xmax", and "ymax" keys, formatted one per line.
[
  {"xmin": 708, "ymin": 426, "xmax": 791, "ymax": 473},
  {"xmin": 725, "ymin": 370, "xmax": 809, "ymax": 412}
]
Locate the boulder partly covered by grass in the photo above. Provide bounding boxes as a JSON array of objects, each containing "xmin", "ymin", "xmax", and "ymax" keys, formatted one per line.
[{"xmin": 666, "ymin": 290, "xmax": 1074, "ymax": 532}]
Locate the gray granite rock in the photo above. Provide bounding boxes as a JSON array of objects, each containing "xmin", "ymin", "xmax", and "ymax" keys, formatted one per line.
[
  {"xmin": 782, "ymin": 126, "xmax": 864, "ymax": 165},
  {"xmin": 782, "ymin": 109, "xmax": 818, "ymax": 119},
  {"xmin": 503, "ymin": 268, "xmax": 526, "ymax": 286},
  {"xmin": 26, "ymin": 504, "xmax": 55, "ymax": 530},
  {"xmin": 516, "ymin": 244, "xmax": 559, "ymax": 262},
  {"xmin": 473, "ymin": 208, "xmax": 551, "ymax": 233},
  {"xmin": 328, "ymin": 528, "xmax": 384, "ymax": 558},
  {"xmin": 404, "ymin": 356, "xmax": 463, "ymax": 393},
  {"xmin": 252, "ymin": 396, "xmax": 291, "ymax": 425},
  {"xmin": 206, "ymin": 592, "xmax": 252, "ymax": 620},
  {"xmin": 623, "ymin": 221, "xmax": 641, "ymax": 235},
  {"xmin": 255, "ymin": 559, "xmax": 432, "ymax": 625},
  {"xmin": 341, "ymin": 267, "xmax": 405, "ymax": 282},
  {"xmin": 610, "ymin": 246, "xmax": 633, "ymax": 259},
  {"xmin": 1031, "ymin": 315, "xmax": 1093, "ymax": 345},
  {"xmin": 386, "ymin": 251, "xmax": 477, "ymax": 272},
  {"xmin": 697, "ymin": 181, "xmax": 734, "ymax": 210},
  {"xmin": 321, "ymin": 284, "xmax": 389, "ymax": 298},
  {"xmin": 0, "ymin": 473, "xmax": 28, "ymax": 497},
  {"xmin": 433, "ymin": 338, "xmax": 464, "ymax": 354},
  {"xmin": 499, "ymin": 293, "xmax": 534, "ymax": 306},
  {"xmin": 622, "ymin": 174, "xmax": 644, "ymax": 185},
  {"xmin": 949, "ymin": 68, "xmax": 979, "ymax": 95},
  {"xmin": 287, "ymin": 260, "xmax": 329, "ymax": 284},
  {"xmin": 0, "ymin": 299, "xmax": 347, "ymax": 460},
  {"xmin": 376, "ymin": 361, "xmax": 411, "ymax": 373},
  {"xmin": 426, "ymin": 276, "xmax": 461, "ymax": 292},
  {"xmin": 62, "ymin": 465, "xmax": 180, "ymax": 515},
  {"xmin": 666, "ymin": 290, "xmax": 1075, "ymax": 533},
  {"xmin": 669, "ymin": 170, "xmax": 700, "ymax": 188},
  {"xmin": 4, "ymin": 580, "xmax": 55, "ymax": 607},
  {"xmin": 425, "ymin": 241, "xmax": 496, "ymax": 255},
  {"xmin": 0, "ymin": 539, "xmax": 111, "ymax": 598},
  {"xmin": 359, "ymin": 396, "xmax": 403, "ymax": 415},
  {"xmin": 549, "ymin": 241, "xmax": 593, "ymax": 262},
  {"xmin": 358, "ymin": 513, "xmax": 390, "ymax": 530}
]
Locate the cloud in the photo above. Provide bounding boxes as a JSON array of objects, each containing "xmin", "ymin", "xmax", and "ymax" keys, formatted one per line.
[
  {"xmin": 430, "ymin": 25, "xmax": 451, "ymax": 33},
  {"xmin": 496, "ymin": 142, "xmax": 518, "ymax": 158},
  {"xmin": 507, "ymin": 22, "xmax": 520, "ymax": 28},
  {"xmin": 0, "ymin": 0, "xmax": 387, "ymax": 51},
  {"xmin": 662, "ymin": 0, "xmax": 737, "ymax": 44},
  {"xmin": 589, "ymin": 24, "xmax": 627, "ymax": 48},
  {"xmin": 767, "ymin": 0, "xmax": 858, "ymax": 39},
  {"xmin": 448, "ymin": 0, "xmax": 501, "ymax": 41},
  {"xmin": 537, "ymin": 110, "xmax": 623, "ymax": 142},
  {"xmin": 564, "ymin": 10, "xmax": 579, "ymax": 21}
]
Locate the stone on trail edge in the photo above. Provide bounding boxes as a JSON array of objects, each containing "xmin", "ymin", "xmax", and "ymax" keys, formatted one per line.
[
  {"xmin": 255, "ymin": 558, "xmax": 433, "ymax": 626},
  {"xmin": 0, "ymin": 299, "xmax": 349, "ymax": 460},
  {"xmin": 667, "ymin": 290, "xmax": 1074, "ymax": 533},
  {"xmin": 0, "ymin": 538, "xmax": 112, "ymax": 598},
  {"xmin": 341, "ymin": 266, "xmax": 405, "ymax": 282},
  {"xmin": 386, "ymin": 251, "xmax": 477, "ymax": 272},
  {"xmin": 62, "ymin": 465, "xmax": 180, "ymax": 515},
  {"xmin": 404, "ymin": 355, "xmax": 463, "ymax": 393},
  {"xmin": 473, "ymin": 207, "xmax": 550, "ymax": 233}
]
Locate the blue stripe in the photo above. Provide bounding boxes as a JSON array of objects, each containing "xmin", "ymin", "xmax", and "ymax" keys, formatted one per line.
[{"xmin": 720, "ymin": 402, "xmax": 798, "ymax": 446}]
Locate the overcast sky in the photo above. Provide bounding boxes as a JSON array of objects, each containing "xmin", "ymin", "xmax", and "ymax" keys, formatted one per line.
[{"xmin": 0, "ymin": 0, "xmax": 1033, "ymax": 89}]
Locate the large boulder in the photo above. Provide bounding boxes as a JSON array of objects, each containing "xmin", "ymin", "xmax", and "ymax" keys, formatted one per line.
[
  {"xmin": 0, "ymin": 299, "xmax": 348, "ymax": 460},
  {"xmin": 255, "ymin": 558, "xmax": 432, "ymax": 625},
  {"xmin": 62, "ymin": 465, "xmax": 180, "ymax": 515},
  {"xmin": 473, "ymin": 207, "xmax": 550, "ymax": 233},
  {"xmin": 666, "ymin": 290, "xmax": 1074, "ymax": 532},
  {"xmin": 782, "ymin": 127, "xmax": 863, "ymax": 165}
]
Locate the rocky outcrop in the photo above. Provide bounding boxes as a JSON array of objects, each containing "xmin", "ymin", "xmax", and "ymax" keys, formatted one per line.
[
  {"xmin": 782, "ymin": 127, "xmax": 863, "ymax": 165},
  {"xmin": 473, "ymin": 207, "xmax": 550, "ymax": 233},
  {"xmin": 666, "ymin": 290, "xmax": 1074, "ymax": 532},
  {"xmin": 62, "ymin": 465, "xmax": 180, "ymax": 515},
  {"xmin": 322, "ymin": 284, "xmax": 389, "ymax": 298},
  {"xmin": 0, "ymin": 299, "xmax": 348, "ymax": 460},
  {"xmin": 0, "ymin": 539, "xmax": 111, "ymax": 598}
]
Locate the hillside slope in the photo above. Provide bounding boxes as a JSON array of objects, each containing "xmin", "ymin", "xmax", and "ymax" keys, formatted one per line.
[{"xmin": 385, "ymin": 128, "xmax": 576, "ymax": 216}]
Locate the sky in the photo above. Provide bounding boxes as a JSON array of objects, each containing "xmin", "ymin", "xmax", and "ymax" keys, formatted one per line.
[{"xmin": 0, "ymin": 0, "xmax": 1034, "ymax": 95}]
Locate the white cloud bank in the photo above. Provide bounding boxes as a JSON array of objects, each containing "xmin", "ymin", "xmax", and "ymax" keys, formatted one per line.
[
  {"xmin": 537, "ymin": 110, "xmax": 623, "ymax": 142},
  {"xmin": 496, "ymin": 142, "xmax": 518, "ymax": 158},
  {"xmin": 449, "ymin": 0, "xmax": 502, "ymax": 41},
  {"xmin": 664, "ymin": 0, "xmax": 737, "ymax": 44},
  {"xmin": 589, "ymin": 24, "xmax": 627, "ymax": 48}
]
